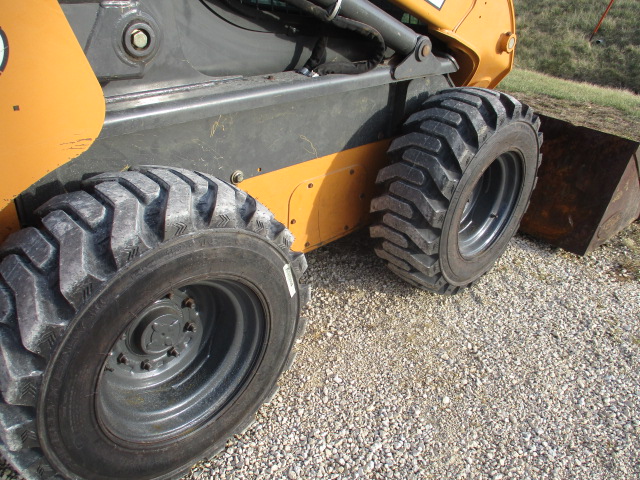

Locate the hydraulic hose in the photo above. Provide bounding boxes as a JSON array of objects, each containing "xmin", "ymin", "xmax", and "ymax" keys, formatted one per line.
[
  {"xmin": 310, "ymin": 16, "xmax": 385, "ymax": 75},
  {"xmin": 283, "ymin": 0, "xmax": 386, "ymax": 75},
  {"xmin": 306, "ymin": 0, "xmax": 418, "ymax": 56}
]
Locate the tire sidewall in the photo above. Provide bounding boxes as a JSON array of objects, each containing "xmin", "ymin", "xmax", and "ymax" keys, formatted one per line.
[
  {"xmin": 439, "ymin": 121, "xmax": 539, "ymax": 286},
  {"xmin": 38, "ymin": 229, "xmax": 299, "ymax": 480}
]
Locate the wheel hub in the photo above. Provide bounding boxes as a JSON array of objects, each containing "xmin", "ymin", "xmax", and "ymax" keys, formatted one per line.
[
  {"xmin": 107, "ymin": 290, "xmax": 201, "ymax": 375},
  {"xmin": 97, "ymin": 280, "xmax": 266, "ymax": 444},
  {"xmin": 458, "ymin": 152, "xmax": 523, "ymax": 258},
  {"xmin": 138, "ymin": 308, "xmax": 182, "ymax": 354}
]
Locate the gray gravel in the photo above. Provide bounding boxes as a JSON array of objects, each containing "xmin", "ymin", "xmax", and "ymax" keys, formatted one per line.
[
  {"xmin": 2, "ymin": 229, "xmax": 639, "ymax": 480},
  {"xmin": 188, "ymin": 229, "xmax": 639, "ymax": 480}
]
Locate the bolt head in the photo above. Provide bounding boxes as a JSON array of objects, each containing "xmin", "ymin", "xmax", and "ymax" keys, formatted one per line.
[
  {"xmin": 131, "ymin": 29, "xmax": 149, "ymax": 50},
  {"xmin": 231, "ymin": 170, "xmax": 244, "ymax": 184}
]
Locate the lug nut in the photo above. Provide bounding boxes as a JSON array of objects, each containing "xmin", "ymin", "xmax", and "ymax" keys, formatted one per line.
[
  {"xmin": 117, "ymin": 353, "xmax": 128, "ymax": 365},
  {"xmin": 184, "ymin": 322, "xmax": 196, "ymax": 332},
  {"xmin": 182, "ymin": 298, "xmax": 196, "ymax": 309},
  {"xmin": 168, "ymin": 347, "xmax": 179, "ymax": 357},
  {"xmin": 141, "ymin": 360, "xmax": 152, "ymax": 371}
]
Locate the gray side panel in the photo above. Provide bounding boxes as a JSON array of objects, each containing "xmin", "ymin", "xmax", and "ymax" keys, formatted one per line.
[
  {"xmin": 60, "ymin": 3, "xmax": 100, "ymax": 49},
  {"xmin": 17, "ymin": 72, "xmax": 451, "ymax": 222},
  {"xmin": 175, "ymin": 0, "xmax": 316, "ymax": 76},
  {"xmin": 60, "ymin": 0, "xmax": 376, "ymax": 97}
]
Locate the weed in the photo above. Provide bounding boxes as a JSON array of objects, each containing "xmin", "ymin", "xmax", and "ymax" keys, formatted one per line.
[
  {"xmin": 513, "ymin": 0, "xmax": 640, "ymax": 93},
  {"xmin": 500, "ymin": 69, "xmax": 640, "ymax": 119}
]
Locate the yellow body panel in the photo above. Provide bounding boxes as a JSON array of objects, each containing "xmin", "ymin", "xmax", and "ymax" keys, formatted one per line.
[
  {"xmin": 0, "ymin": 0, "xmax": 105, "ymax": 240},
  {"xmin": 240, "ymin": 141, "xmax": 390, "ymax": 252},
  {"xmin": 392, "ymin": 0, "xmax": 516, "ymax": 87},
  {"xmin": 391, "ymin": 0, "xmax": 474, "ymax": 30}
]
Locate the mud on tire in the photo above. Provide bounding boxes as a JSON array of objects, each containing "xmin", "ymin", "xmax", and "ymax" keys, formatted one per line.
[
  {"xmin": 371, "ymin": 87, "xmax": 542, "ymax": 295},
  {"xmin": 0, "ymin": 166, "xmax": 308, "ymax": 479}
]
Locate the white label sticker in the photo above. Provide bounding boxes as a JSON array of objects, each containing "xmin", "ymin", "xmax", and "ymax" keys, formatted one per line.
[
  {"xmin": 283, "ymin": 264, "xmax": 296, "ymax": 298},
  {"xmin": 426, "ymin": 0, "xmax": 445, "ymax": 9}
]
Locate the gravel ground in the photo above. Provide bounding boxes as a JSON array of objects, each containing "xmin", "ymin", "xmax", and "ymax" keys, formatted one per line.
[
  {"xmin": 187, "ymin": 229, "xmax": 640, "ymax": 480},
  {"xmin": 2, "ymin": 228, "xmax": 639, "ymax": 480}
]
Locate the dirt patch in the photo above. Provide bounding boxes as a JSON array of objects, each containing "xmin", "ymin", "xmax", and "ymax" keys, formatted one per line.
[{"xmin": 506, "ymin": 92, "xmax": 640, "ymax": 141}]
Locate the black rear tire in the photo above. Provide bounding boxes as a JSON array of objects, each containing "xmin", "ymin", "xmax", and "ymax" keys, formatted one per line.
[
  {"xmin": 371, "ymin": 88, "xmax": 542, "ymax": 295},
  {"xmin": 0, "ymin": 166, "xmax": 307, "ymax": 479}
]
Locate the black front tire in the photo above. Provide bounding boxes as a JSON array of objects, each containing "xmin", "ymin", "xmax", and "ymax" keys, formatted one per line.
[
  {"xmin": 0, "ymin": 166, "xmax": 307, "ymax": 479},
  {"xmin": 371, "ymin": 88, "xmax": 542, "ymax": 295}
]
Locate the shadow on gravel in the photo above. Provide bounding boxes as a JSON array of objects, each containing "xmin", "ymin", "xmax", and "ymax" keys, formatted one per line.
[{"xmin": 304, "ymin": 229, "xmax": 425, "ymax": 297}]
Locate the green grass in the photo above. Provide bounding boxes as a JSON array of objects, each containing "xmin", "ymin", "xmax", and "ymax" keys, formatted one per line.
[
  {"xmin": 500, "ymin": 68, "xmax": 640, "ymax": 119},
  {"xmin": 513, "ymin": 0, "xmax": 640, "ymax": 93}
]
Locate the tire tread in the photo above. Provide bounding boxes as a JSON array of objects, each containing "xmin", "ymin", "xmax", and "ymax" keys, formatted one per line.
[
  {"xmin": 0, "ymin": 168, "xmax": 307, "ymax": 479},
  {"xmin": 371, "ymin": 87, "xmax": 541, "ymax": 294}
]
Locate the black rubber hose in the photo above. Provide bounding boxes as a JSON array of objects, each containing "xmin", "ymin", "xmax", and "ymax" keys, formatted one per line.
[
  {"xmin": 283, "ymin": 0, "xmax": 386, "ymax": 75},
  {"xmin": 207, "ymin": 0, "xmax": 284, "ymax": 28},
  {"xmin": 305, "ymin": 0, "xmax": 418, "ymax": 55},
  {"xmin": 282, "ymin": 0, "xmax": 336, "ymax": 21},
  {"xmin": 315, "ymin": 16, "xmax": 385, "ymax": 75},
  {"xmin": 303, "ymin": 35, "xmax": 328, "ymax": 72}
]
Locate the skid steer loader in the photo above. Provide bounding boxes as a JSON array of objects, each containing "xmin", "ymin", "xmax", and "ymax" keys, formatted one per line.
[{"xmin": 0, "ymin": 0, "xmax": 541, "ymax": 478}]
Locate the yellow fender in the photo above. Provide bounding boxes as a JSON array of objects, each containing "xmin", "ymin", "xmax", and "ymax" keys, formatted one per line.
[
  {"xmin": 391, "ymin": 0, "xmax": 516, "ymax": 87},
  {"xmin": 0, "ymin": 0, "xmax": 104, "ymax": 240}
]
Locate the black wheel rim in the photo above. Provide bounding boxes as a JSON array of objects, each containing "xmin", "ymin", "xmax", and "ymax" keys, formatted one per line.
[
  {"xmin": 96, "ymin": 280, "xmax": 266, "ymax": 444},
  {"xmin": 458, "ymin": 152, "xmax": 523, "ymax": 258}
]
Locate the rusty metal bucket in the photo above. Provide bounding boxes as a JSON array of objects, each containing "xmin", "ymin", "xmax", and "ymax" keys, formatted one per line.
[{"xmin": 520, "ymin": 115, "xmax": 640, "ymax": 255}]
